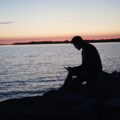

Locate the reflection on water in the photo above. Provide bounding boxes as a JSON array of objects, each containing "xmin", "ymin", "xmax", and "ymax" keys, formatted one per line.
[{"xmin": 0, "ymin": 43, "xmax": 120, "ymax": 101}]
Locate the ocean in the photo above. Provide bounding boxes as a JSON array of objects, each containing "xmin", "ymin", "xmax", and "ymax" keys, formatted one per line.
[{"xmin": 0, "ymin": 43, "xmax": 120, "ymax": 101}]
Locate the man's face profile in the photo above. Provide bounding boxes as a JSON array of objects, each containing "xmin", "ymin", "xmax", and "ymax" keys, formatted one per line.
[{"xmin": 73, "ymin": 42, "xmax": 81, "ymax": 50}]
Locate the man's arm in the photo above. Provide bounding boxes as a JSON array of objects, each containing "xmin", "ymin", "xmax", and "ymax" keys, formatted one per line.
[{"xmin": 65, "ymin": 65, "xmax": 82, "ymax": 75}]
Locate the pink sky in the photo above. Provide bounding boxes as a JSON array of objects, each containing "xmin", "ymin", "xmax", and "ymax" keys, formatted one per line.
[
  {"xmin": 1, "ymin": 1, "xmax": 120, "ymax": 45},
  {"xmin": 0, "ymin": 34, "xmax": 120, "ymax": 44}
]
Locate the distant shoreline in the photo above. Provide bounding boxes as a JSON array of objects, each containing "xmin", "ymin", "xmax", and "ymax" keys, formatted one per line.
[
  {"xmin": 0, "ymin": 38, "xmax": 120, "ymax": 45},
  {"xmin": 13, "ymin": 38, "xmax": 120, "ymax": 45}
]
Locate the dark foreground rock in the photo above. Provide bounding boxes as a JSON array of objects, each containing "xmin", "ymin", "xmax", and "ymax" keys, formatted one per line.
[
  {"xmin": 0, "ymin": 71, "xmax": 120, "ymax": 120},
  {"xmin": 0, "ymin": 91, "xmax": 96, "ymax": 120}
]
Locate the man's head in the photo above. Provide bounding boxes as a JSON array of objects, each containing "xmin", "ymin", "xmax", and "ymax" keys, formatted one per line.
[{"xmin": 71, "ymin": 36, "xmax": 85, "ymax": 50}]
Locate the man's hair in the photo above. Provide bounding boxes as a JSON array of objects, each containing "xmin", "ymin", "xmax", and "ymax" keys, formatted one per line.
[{"xmin": 71, "ymin": 36, "xmax": 83, "ymax": 44}]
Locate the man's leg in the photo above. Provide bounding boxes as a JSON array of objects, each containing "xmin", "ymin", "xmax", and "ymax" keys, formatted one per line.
[{"xmin": 60, "ymin": 71, "xmax": 73, "ymax": 90}]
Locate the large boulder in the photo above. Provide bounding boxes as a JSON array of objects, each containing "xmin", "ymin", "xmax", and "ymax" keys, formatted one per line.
[
  {"xmin": 0, "ymin": 71, "xmax": 120, "ymax": 120},
  {"xmin": 97, "ymin": 71, "xmax": 120, "ymax": 99},
  {"xmin": 0, "ymin": 90, "xmax": 96, "ymax": 120}
]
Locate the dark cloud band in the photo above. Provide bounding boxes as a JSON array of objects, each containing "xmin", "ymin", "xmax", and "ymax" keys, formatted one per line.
[{"xmin": 0, "ymin": 21, "xmax": 15, "ymax": 24}]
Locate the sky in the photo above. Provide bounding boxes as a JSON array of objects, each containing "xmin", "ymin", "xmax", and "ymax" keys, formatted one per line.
[{"xmin": 0, "ymin": 0, "xmax": 120, "ymax": 44}]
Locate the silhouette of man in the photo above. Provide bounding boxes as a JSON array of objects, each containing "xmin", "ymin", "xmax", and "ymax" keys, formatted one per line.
[{"xmin": 61, "ymin": 36, "xmax": 102, "ymax": 98}]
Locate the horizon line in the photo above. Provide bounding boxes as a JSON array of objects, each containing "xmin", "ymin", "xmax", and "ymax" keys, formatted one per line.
[{"xmin": 0, "ymin": 34, "xmax": 120, "ymax": 44}]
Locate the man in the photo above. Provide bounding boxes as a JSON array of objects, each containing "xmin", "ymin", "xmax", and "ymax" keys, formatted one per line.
[{"xmin": 61, "ymin": 36, "xmax": 102, "ymax": 97}]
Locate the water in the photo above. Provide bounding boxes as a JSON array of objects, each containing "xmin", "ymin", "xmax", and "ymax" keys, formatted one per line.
[{"xmin": 0, "ymin": 43, "xmax": 120, "ymax": 101}]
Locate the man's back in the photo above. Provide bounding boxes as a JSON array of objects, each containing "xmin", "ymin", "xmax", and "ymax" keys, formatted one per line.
[{"xmin": 81, "ymin": 43, "xmax": 102, "ymax": 73}]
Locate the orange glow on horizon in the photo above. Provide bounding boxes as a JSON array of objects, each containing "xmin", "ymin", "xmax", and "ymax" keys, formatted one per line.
[{"xmin": 0, "ymin": 34, "xmax": 120, "ymax": 44}]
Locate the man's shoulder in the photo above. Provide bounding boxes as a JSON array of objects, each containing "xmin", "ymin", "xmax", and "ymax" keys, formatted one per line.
[{"xmin": 86, "ymin": 43, "xmax": 96, "ymax": 50}]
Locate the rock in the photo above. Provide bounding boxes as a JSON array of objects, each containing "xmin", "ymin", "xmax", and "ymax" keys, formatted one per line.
[
  {"xmin": 0, "ymin": 71, "xmax": 120, "ymax": 120},
  {"xmin": 102, "ymin": 97, "xmax": 120, "ymax": 120},
  {"xmin": 0, "ymin": 90, "xmax": 96, "ymax": 120},
  {"xmin": 97, "ymin": 71, "xmax": 120, "ymax": 99}
]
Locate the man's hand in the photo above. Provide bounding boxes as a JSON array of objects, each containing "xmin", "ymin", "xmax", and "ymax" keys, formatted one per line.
[
  {"xmin": 64, "ymin": 66, "xmax": 80, "ymax": 76},
  {"xmin": 64, "ymin": 66, "xmax": 73, "ymax": 71}
]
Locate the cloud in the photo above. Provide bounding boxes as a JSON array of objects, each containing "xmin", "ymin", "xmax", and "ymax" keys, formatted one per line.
[{"xmin": 0, "ymin": 21, "xmax": 15, "ymax": 24}]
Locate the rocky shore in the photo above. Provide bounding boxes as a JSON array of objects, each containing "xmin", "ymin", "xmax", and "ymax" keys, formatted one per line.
[{"xmin": 0, "ymin": 71, "xmax": 120, "ymax": 120}]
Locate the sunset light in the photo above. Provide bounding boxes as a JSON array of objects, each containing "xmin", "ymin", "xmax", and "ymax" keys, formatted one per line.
[{"xmin": 0, "ymin": 0, "xmax": 120, "ymax": 44}]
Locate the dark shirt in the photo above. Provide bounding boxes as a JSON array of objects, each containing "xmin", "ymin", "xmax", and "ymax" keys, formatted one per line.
[{"xmin": 81, "ymin": 44, "xmax": 102, "ymax": 73}]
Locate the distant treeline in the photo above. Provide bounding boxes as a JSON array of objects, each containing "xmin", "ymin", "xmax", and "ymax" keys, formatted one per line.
[
  {"xmin": 87, "ymin": 38, "xmax": 120, "ymax": 43},
  {"xmin": 13, "ymin": 40, "xmax": 69, "ymax": 45},
  {"xmin": 13, "ymin": 38, "xmax": 120, "ymax": 45}
]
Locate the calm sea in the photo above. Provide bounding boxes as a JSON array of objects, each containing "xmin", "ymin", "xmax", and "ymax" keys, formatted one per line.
[{"xmin": 0, "ymin": 43, "xmax": 120, "ymax": 101}]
